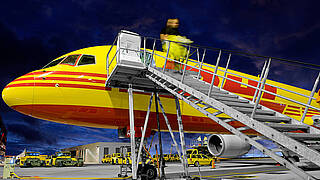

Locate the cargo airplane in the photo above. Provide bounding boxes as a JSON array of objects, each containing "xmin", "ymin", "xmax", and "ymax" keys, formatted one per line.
[{"xmin": 2, "ymin": 45, "xmax": 320, "ymax": 158}]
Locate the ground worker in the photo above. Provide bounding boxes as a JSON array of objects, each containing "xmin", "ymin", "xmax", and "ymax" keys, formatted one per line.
[{"xmin": 160, "ymin": 18, "xmax": 193, "ymax": 72}]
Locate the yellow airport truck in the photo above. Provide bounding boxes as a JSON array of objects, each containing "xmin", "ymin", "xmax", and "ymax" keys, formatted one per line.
[
  {"xmin": 163, "ymin": 154, "xmax": 171, "ymax": 162},
  {"xmin": 48, "ymin": 151, "xmax": 83, "ymax": 167},
  {"xmin": 111, "ymin": 153, "xmax": 122, "ymax": 165},
  {"xmin": 19, "ymin": 152, "xmax": 41, "ymax": 167},
  {"xmin": 101, "ymin": 154, "xmax": 112, "ymax": 164},
  {"xmin": 113, "ymin": 152, "xmax": 131, "ymax": 165},
  {"xmin": 185, "ymin": 146, "xmax": 222, "ymax": 166},
  {"xmin": 187, "ymin": 153, "xmax": 215, "ymax": 166},
  {"xmin": 39, "ymin": 155, "xmax": 49, "ymax": 166},
  {"xmin": 121, "ymin": 152, "xmax": 131, "ymax": 165},
  {"xmin": 169, "ymin": 154, "xmax": 180, "ymax": 162}
]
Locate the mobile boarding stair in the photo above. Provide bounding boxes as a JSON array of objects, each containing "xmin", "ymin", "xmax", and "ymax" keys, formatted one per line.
[{"xmin": 106, "ymin": 30, "xmax": 320, "ymax": 180}]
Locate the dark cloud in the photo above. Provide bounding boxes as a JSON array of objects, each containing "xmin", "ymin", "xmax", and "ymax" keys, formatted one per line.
[{"xmin": 7, "ymin": 123, "xmax": 57, "ymax": 145}]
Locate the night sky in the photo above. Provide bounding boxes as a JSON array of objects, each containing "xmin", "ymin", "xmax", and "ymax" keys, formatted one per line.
[{"xmin": 1, "ymin": 0, "xmax": 320, "ymax": 156}]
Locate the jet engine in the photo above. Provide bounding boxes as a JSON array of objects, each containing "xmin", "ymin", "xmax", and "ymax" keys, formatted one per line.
[{"xmin": 207, "ymin": 134, "xmax": 251, "ymax": 158}]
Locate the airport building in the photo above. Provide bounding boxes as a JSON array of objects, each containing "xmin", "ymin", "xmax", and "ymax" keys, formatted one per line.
[{"xmin": 62, "ymin": 142, "xmax": 130, "ymax": 164}]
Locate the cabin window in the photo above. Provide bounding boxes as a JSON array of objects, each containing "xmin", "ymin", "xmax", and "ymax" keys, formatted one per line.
[
  {"xmin": 77, "ymin": 55, "xmax": 95, "ymax": 66},
  {"xmin": 60, "ymin": 55, "xmax": 80, "ymax": 66},
  {"xmin": 42, "ymin": 57, "xmax": 65, "ymax": 69}
]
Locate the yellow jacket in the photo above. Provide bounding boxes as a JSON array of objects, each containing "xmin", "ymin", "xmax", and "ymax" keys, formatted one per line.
[{"xmin": 162, "ymin": 35, "xmax": 193, "ymax": 62}]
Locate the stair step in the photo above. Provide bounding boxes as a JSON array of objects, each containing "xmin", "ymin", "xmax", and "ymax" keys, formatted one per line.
[
  {"xmin": 234, "ymin": 107, "xmax": 275, "ymax": 115},
  {"xmin": 196, "ymin": 87, "xmax": 226, "ymax": 94},
  {"xmin": 265, "ymin": 123, "xmax": 309, "ymax": 132},
  {"xmin": 185, "ymin": 70, "xmax": 199, "ymax": 76},
  {"xmin": 195, "ymin": 88, "xmax": 251, "ymax": 103},
  {"xmin": 184, "ymin": 80, "xmax": 209, "ymax": 88},
  {"xmin": 210, "ymin": 90, "xmax": 230, "ymax": 95},
  {"xmin": 210, "ymin": 92, "xmax": 238, "ymax": 98},
  {"xmin": 211, "ymin": 96, "xmax": 249, "ymax": 103},
  {"xmin": 220, "ymin": 101, "xmax": 261, "ymax": 109},
  {"xmin": 285, "ymin": 133, "xmax": 320, "ymax": 141},
  {"xmin": 253, "ymin": 115, "xmax": 291, "ymax": 123}
]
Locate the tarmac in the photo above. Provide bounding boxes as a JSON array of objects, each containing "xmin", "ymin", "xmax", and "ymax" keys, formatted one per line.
[{"xmin": 1, "ymin": 158, "xmax": 320, "ymax": 179}]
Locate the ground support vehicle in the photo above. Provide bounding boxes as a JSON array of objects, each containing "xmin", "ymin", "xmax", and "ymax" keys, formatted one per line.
[
  {"xmin": 39, "ymin": 155, "xmax": 49, "ymax": 167},
  {"xmin": 50, "ymin": 151, "xmax": 83, "ymax": 167},
  {"xmin": 101, "ymin": 154, "xmax": 112, "ymax": 164},
  {"xmin": 45, "ymin": 156, "xmax": 52, "ymax": 167},
  {"xmin": 111, "ymin": 153, "xmax": 122, "ymax": 165},
  {"xmin": 187, "ymin": 146, "xmax": 222, "ymax": 162},
  {"xmin": 19, "ymin": 152, "xmax": 41, "ymax": 167},
  {"xmin": 187, "ymin": 154, "xmax": 215, "ymax": 167},
  {"xmin": 118, "ymin": 146, "xmax": 132, "ymax": 178},
  {"xmin": 163, "ymin": 154, "xmax": 171, "ymax": 162},
  {"xmin": 118, "ymin": 145, "xmax": 157, "ymax": 180},
  {"xmin": 122, "ymin": 152, "xmax": 131, "ymax": 164},
  {"xmin": 169, "ymin": 154, "xmax": 180, "ymax": 162}
]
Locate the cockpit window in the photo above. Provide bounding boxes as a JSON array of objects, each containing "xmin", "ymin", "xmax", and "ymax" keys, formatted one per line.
[
  {"xmin": 42, "ymin": 57, "xmax": 65, "ymax": 69},
  {"xmin": 77, "ymin": 55, "xmax": 95, "ymax": 66},
  {"xmin": 60, "ymin": 55, "xmax": 80, "ymax": 66}
]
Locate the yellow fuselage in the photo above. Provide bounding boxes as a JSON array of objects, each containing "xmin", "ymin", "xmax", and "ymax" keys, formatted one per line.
[{"xmin": 2, "ymin": 45, "xmax": 320, "ymax": 134}]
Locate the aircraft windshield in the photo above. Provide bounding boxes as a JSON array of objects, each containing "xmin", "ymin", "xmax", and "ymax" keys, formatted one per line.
[
  {"xmin": 60, "ymin": 55, "xmax": 80, "ymax": 66},
  {"xmin": 78, "ymin": 55, "xmax": 95, "ymax": 65},
  {"xmin": 42, "ymin": 57, "xmax": 65, "ymax": 69}
]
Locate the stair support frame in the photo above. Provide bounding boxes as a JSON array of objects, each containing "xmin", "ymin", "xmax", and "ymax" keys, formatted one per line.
[{"xmin": 147, "ymin": 73, "xmax": 317, "ymax": 180}]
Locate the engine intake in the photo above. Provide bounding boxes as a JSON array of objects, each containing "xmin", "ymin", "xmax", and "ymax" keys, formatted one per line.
[{"xmin": 207, "ymin": 134, "xmax": 251, "ymax": 158}]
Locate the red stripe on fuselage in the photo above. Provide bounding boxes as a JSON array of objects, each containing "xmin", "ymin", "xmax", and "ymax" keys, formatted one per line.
[
  {"xmin": 4, "ymin": 82, "xmax": 171, "ymax": 98},
  {"xmin": 307, "ymin": 112, "xmax": 320, "ymax": 115},
  {"xmin": 11, "ymin": 104, "xmax": 258, "ymax": 134},
  {"xmin": 25, "ymin": 71, "xmax": 107, "ymax": 78},
  {"xmin": 285, "ymin": 109, "xmax": 301, "ymax": 113},
  {"xmin": 284, "ymin": 112, "xmax": 300, "ymax": 116},
  {"xmin": 5, "ymin": 82, "xmax": 105, "ymax": 90},
  {"xmin": 13, "ymin": 76, "xmax": 105, "ymax": 84},
  {"xmin": 287, "ymin": 105, "xmax": 300, "ymax": 109},
  {"xmin": 307, "ymin": 109, "xmax": 320, "ymax": 113}
]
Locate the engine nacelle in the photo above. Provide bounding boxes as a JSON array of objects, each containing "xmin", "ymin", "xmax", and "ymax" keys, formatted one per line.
[{"xmin": 207, "ymin": 134, "xmax": 251, "ymax": 158}]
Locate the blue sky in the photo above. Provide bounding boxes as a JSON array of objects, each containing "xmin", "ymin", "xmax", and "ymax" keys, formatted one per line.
[{"xmin": 1, "ymin": 0, "xmax": 320, "ymax": 155}]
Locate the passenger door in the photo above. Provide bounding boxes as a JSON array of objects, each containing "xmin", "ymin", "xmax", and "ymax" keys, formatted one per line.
[{"xmin": 202, "ymin": 155, "xmax": 210, "ymax": 165}]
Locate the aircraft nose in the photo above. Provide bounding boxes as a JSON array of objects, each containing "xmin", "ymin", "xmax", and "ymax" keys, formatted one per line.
[{"xmin": 2, "ymin": 74, "xmax": 34, "ymax": 115}]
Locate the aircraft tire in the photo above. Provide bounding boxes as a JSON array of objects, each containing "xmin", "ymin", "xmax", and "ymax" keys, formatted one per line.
[
  {"xmin": 77, "ymin": 161, "xmax": 84, "ymax": 167},
  {"xmin": 140, "ymin": 164, "xmax": 157, "ymax": 180},
  {"xmin": 56, "ymin": 161, "xmax": 62, "ymax": 167},
  {"xmin": 194, "ymin": 161, "xmax": 199, "ymax": 167}
]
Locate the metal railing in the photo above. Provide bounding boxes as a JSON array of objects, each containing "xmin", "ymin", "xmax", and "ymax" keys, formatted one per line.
[{"xmin": 106, "ymin": 31, "xmax": 320, "ymax": 124}]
